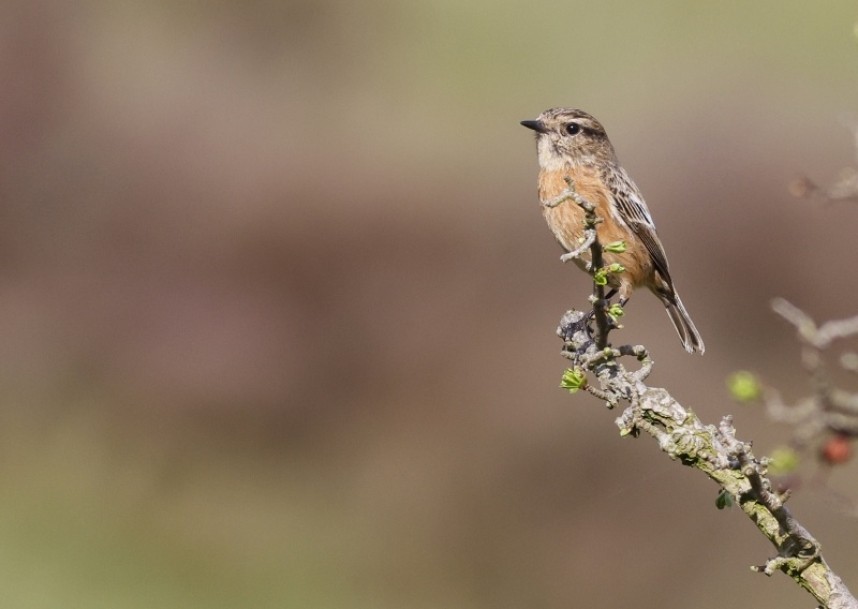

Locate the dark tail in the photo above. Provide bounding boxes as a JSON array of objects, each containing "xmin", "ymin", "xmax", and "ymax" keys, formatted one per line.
[{"xmin": 663, "ymin": 294, "xmax": 705, "ymax": 354}]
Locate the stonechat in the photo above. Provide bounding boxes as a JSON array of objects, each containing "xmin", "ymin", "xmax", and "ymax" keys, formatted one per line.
[{"xmin": 521, "ymin": 107, "xmax": 704, "ymax": 354}]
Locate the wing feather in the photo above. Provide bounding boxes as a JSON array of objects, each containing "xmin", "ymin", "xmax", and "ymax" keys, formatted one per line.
[{"xmin": 604, "ymin": 167, "xmax": 674, "ymax": 292}]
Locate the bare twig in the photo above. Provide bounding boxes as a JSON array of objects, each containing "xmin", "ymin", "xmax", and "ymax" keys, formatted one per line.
[
  {"xmin": 772, "ymin": 298, "xmax": 858, "ymax": 349},
  {"xmin": 764, "ymin": 299, "xmax": 858, "ymax": 445}
]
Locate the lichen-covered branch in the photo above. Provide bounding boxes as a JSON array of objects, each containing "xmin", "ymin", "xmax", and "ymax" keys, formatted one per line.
[{"xmin": 551, "ymin": 190, "xmax": 857, "ymax": 609}]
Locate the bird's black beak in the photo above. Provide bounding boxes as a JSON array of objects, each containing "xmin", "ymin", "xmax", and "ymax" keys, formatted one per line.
[{"xmin": 520, "ymin": 119, "xmax": 548, "ymax": 134}]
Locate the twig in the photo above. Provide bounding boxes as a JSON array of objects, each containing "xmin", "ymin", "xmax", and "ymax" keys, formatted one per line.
[
  {"xmin": 761, "ymin": 300, "xmax": 858, "ymax": 451},
  {"xmin": 772, "ymin": 298, "xmax": 858, "ymax": 349}
]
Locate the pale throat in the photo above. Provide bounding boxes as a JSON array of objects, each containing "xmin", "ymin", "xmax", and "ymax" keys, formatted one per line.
[{"xmin": 536, "ymin": 137, "xmax": 598, "ymax": 172}]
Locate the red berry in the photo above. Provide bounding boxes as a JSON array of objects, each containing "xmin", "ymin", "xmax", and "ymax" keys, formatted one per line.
[{"xmin": 821, "ymin": 435, "xmax": 852, "ymax": 465}]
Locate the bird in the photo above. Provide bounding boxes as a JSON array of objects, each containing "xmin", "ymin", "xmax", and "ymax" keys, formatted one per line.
[{"xmin": 520, "ymin": 107, "xmax": 704, "ymax": 354}]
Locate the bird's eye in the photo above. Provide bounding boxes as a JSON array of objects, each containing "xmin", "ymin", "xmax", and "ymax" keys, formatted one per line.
[{"xmin": 565, "ymin": 123, "xmax": 581, "ymax": 135}]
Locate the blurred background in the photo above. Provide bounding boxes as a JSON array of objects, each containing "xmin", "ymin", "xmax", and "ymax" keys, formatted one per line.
[{"xmin": 1, "ymin": 0, "xmax": 858, "ymax": 607}]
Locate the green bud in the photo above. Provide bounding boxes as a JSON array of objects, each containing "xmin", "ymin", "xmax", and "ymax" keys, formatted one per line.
[
  {"xmin": 560, "ymin": 367, "xmax": 587, "ymax": 393},
  {"xmin": 607, "ymin": 303, "xmax": 624, "ymax": 319},
  {"xmin": 727, "ymin": 371, "xmax": 761, "ymax": 402},
  {"xmin": 768, "ymin": 447, "xmax": 799, "ymax": 475},
  {"xmin": 604, "ymin": 240, "xmax": 627, "ymax": 253},
  {"xmin": 593, "ymin": 269, "xmax": 608, "ymax": 286},
  {"xmin": 715, "ymin": 489, "xmax": 734, "ymax": 510},
  {"xmin": 606, "ymin": 263, "xmax": 625, "ymax": 274}
]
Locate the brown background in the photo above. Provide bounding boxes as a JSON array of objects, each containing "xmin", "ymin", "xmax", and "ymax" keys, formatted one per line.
[{"xmin": 1, "ymin": 1, "xmax": 857, "ymax": 607}]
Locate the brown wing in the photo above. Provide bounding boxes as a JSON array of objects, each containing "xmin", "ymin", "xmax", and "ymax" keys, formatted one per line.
[{"xmin": 604, "ymin": 166, "xmax": 675, "ymax": 292}]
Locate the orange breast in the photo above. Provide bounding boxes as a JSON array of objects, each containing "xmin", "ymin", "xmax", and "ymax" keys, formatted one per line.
[{"xmin": 538, "ymin": 166, "xmax": 652, "ymax": 291}]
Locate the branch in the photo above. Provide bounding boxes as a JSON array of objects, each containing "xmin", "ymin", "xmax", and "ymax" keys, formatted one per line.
[{"xmin": 554, "ymin": 216, "xmax": 858, "ymax": 609}]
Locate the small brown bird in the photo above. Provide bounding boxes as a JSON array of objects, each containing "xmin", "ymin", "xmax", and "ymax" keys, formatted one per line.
[{"xmin": 521, "ymin": 107, "xmax": 704, "ymax": 354}]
